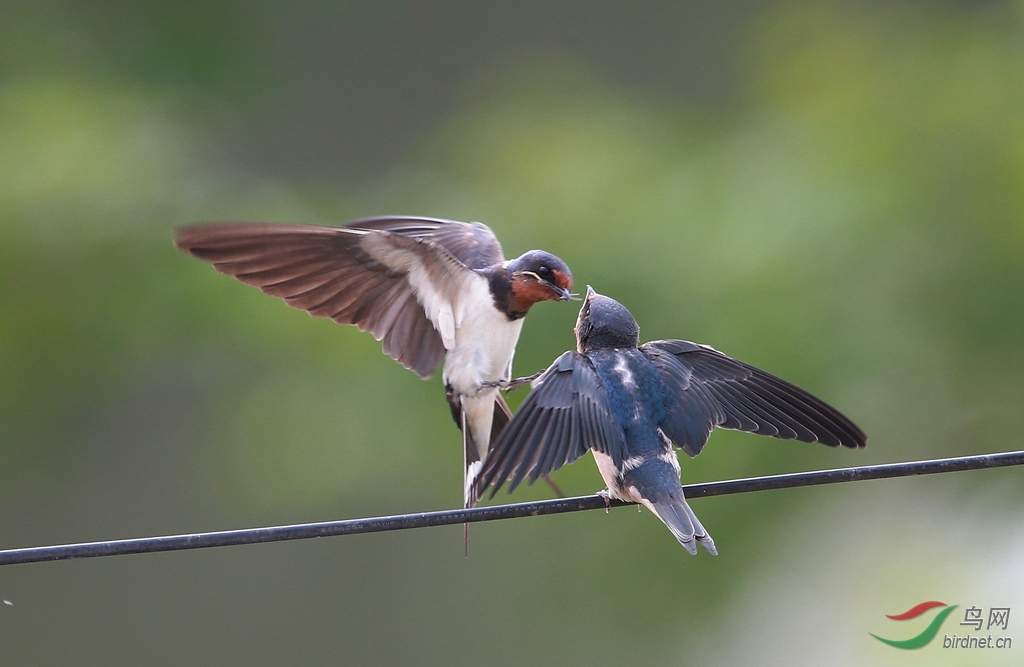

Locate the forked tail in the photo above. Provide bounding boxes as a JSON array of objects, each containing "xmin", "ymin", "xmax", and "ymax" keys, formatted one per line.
[{"xmin": 649, "ymin": 494, "xmax": 717, "ymax": 556}]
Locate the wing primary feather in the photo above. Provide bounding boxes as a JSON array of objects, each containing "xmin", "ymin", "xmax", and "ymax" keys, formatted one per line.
[
  {"xmin": 748, "ymin": 373, "xmax": 865, "ymax": 446},
  {"xmin": 566, "ymin": 404, "xmax": 584, "ymax": 463},
  {"xmin": 702, "ymin": 383, "xmax": 772, "ymax": 434},
  {"xmin": 344, "ymin": 277, "xmax": 399, "ymax": 324},
  {"xmin": 287, "ymin": 271, "xmax": 376, "ymax": 314},
  {"xmin": 219, "ymin": 251, "xmax": 343, "ymax": 279},
  {"xmin": 582, "ymin": 394, "xmax": 622, "ymax": 468},
  {"xmin": 661, "ymin": 342, "xmax": 865, "ymax": 448},
  {"xmin": 579, "ymin": 398, "xmax": 602, "ymax": 454},
  {"xmin": 249, "ymin": 264, "xmax": 353, "ymax": 295},
  {"xmin": 575, "ymin": 397, "xmax": 595, "ymax": 451},
  {"xmin": 740, "ymin": 379, "xmax": 837, "ymax": 443},
  {"xmin": 686, "ymin": 380, "xmax": 727, "ymax": 428},
  {"xmin": 177, "ymin": 221, "xmax": 463, "ymax": 383},
  {"xmin": 195, "ymin": 243, "xmax": 335, "ymax": 265},
  {"xmin": 553, "ymin": 404, "xmax": 582, "ymax": 471},
  {"xmin": 484, "ymin": 399, "xmax": 536, "ymax": 496},
  {"xmin": 483, "ymin": 362, "xmax": 565, "ymax": 494},
  {"xmin": 531, "ymin": 409, "xmax": 568, "ymax": 483},
  {"xmin": 552, "ymin": 407, "xmax": 577, "ymax": 472},
  {"xmin": 724, "ymin": 385, "xmax": 805, "ymax": 439},
  {"xmin": 509, "ymin": 409, "xmax": 554, "ymax": 492},
  {"xmin": 405, "ymin": 315, "xmax": 445, "ymax": 378},
  {"xmin": 706, "ymin": 355, "xmax": 863, "ymax": 446},
  {"xmin": 362, "ymin": 282, "xmax": 412, "ymax": 338},
  {"xmin": 317, "ymin": 274, "xmax": 390, "ymax": 319},
  {"xmin": 380, "ymin": 293, "xmax": 417, "ymax": 356}
]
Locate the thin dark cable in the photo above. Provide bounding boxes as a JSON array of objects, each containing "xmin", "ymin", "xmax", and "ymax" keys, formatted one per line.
[{"xmin": 1, "ymin": 450, "xmax": 1021, "ymax": 567}]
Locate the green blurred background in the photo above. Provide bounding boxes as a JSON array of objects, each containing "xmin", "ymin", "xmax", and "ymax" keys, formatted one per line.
[{"xmin": 2, "ymin": 1, "xmax": 1023, "ymax": 664}]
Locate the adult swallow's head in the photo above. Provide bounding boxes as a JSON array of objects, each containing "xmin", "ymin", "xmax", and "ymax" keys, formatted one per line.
[
  {"xmin": 507, "ymin": 250, "xmax": 574, "ymax": 310},
  {"xmin": 575, "ymin": 286, "xmax": 640, "ymax": 352}
]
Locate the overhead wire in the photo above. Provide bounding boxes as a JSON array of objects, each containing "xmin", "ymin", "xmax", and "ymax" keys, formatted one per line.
[{"xmin": 1, "ymin": 450, "xmax": 1021, "ymax": 567}]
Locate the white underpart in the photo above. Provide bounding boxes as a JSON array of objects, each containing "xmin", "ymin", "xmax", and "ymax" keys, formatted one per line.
[
  {"xmin": 593, "ymin": 450, "xmax": 644, "ymax": 504},
  {"xmin": 592, "ymin": 450, "xmax": 621, "ymax": 495},
  {"xmin": 441, "ymin": 278, "xmax": 525, "ymax": 394},
  {"xmin": 447, "ymin": 280, "xmax": 525, "ymax": 460}
]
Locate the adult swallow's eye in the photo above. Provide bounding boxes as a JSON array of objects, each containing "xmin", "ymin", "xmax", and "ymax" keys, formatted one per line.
[{"xmin": 538, "ymin": 265, "xmax": 551, "ymax": 279}]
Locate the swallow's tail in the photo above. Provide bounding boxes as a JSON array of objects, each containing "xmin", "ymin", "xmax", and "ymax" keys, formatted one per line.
[
  {"xmin": 461, "ymin": 392, "xmax": 510, "ymax": 508},
  {"xmin": 462, "ymin": 409, "xmax": 482, "ymax": 510},
  {"xmin": 459, "ymin": 394, "xmax": 510, "ymax": 556},
  {"xmin": 649, "ymin": 494, "xmax": 717, "ymax": 556},
  {"xmin": 460, "ymin": 408, "xmax": 476, "ymax": 557}
]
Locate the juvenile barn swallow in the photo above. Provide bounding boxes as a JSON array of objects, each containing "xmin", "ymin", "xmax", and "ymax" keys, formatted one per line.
[
  {"xmin": 174, "ymin": 217, "xmax": 574, "ymax": 507},
  {"xmin": 477, "ymin": 287, "xmax": 866, "ymax": 554}
]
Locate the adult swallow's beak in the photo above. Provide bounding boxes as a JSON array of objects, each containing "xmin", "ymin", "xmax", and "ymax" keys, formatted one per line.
[{"xmin": 553, "ymin": 284, "xmax": 574, "ymax": 301}]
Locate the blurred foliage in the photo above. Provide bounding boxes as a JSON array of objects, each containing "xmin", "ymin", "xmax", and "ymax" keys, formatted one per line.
[{"xmin": 1, "ymin": 1, "xmax": 1023, "ymax": 666}]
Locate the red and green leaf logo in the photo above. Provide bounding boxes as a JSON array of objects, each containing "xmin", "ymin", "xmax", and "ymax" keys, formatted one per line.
[{"xmin": 870, "ymin": 601, "xmax": 958, "ymax": 649}]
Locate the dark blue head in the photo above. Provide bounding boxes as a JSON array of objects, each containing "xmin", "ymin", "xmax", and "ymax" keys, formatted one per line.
[
  {"xmin": 575, "ymin": 286, "xmax": 640, "ymax": 352},
  {"xmin": 507, "ymin": 250, "xmax": 574, "ymax": 308}
]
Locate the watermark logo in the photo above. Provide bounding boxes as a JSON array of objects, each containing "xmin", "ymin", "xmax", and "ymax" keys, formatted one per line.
[
  {"xmin": 871, "ymin": 601, "xmax": 1012, "ymax": 650},
  {"xmin": 871, "ymin": 601, "xmax": 958, "ymax": 649}
]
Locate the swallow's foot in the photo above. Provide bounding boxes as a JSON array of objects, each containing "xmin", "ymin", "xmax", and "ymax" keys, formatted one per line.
[
  {"xmin": 596, "ymin": 489, "xmax": 612, "ymax": 514},
  {"xmin": 479, "ymin": 370, "xmax": 545, "ymax": 392}
]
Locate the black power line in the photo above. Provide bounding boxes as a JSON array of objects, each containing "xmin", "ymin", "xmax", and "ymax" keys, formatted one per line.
[{"xmin": 1, "ymin": 450, "xmax": 1022, "ymax": 567}]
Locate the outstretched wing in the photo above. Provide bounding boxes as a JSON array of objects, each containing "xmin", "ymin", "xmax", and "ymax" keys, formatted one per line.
[
  {"xmin": 641, "ymin": 340, "xmax": 866, "ymax": 457},
  {"xmin": 175, "ymin": 217, "xmax": 496, "ymax": 379},
  {"xmin": 476, "ymin": 351, "xmax": 626, "ymax": 498},
  {"xmin": 345, "ymin": 216, "xmax": 504, "ymax": 270}
]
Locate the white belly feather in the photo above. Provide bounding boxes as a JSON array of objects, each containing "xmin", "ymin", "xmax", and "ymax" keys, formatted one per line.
[
  {"xmin": 440, "ymin": 275, "xmax": 525, "ymax": 461},
  {"xmin": 441, "ymin": 278, "xmax": 525, "ymax": 395}
]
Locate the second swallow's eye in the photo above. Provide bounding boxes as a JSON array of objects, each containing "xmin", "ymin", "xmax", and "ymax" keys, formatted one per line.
[{"xmin": 538, "ymin": 266, "xmax": 551, "ymax": 279}]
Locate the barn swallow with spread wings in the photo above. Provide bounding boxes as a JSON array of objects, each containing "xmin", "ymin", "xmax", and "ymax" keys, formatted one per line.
[
  {"xmin": 175, "ymin": 217, "xmax": 574, "ymax": 508},
  {"xmin": 476, "ymin": 287, "xmax": 865, "ymax": 554}
]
